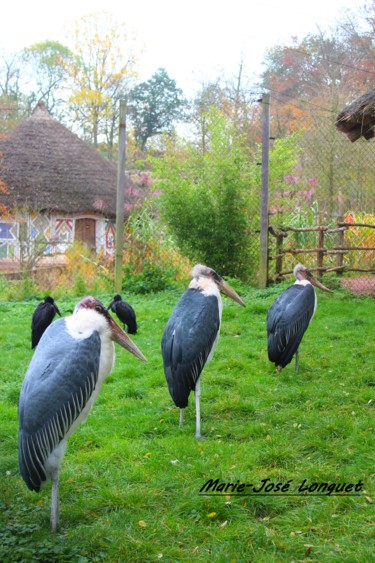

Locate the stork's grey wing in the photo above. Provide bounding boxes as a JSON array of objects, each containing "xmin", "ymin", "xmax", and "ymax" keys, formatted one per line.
[
  {"xmin": 19, "ymin": 318, "xmax": 101, "ymax": 491},
  {"xmin": 161, "ymin": 289, "xmax": 220, "ymax": 408},
  {"xmin": 267, "ymin": 284, "xmax": 315, "ymax": 367}
]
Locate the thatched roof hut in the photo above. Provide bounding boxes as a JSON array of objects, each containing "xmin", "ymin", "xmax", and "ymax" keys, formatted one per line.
[
  {"xmin": 0, "ymin": 101, "xmax": 121, "ymax": 217},
  {"xmin": 335, "ymin": 86, "xmax": 375, "ymax": 142}
]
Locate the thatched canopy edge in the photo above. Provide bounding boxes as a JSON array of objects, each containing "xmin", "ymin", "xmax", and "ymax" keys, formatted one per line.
[{"xmin": 336, "ymin": 87, "xmax": 375, "ymax": 142}]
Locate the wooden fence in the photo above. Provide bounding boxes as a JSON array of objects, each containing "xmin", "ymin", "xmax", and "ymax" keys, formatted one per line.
[{"xmin": 268, "ymin": 220, "xmax": 375, "ymax": 281}]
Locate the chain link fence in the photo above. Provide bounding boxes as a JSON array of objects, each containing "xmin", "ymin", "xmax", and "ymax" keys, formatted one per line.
[
  {"xmin": 144, "ymin": 102, "xmax": 374, "ymax": 291},
  {"xmin": 0, "ymin": 99, "xmax": 373, "ymax": 295},
  {"xmin": 266, "ymin": 108, "xmax": 375, "ymax": 295}
]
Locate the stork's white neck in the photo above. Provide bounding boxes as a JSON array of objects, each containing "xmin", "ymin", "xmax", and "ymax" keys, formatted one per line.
[
  {"xmin": 189, "ymin": 276, "xmax": 220, "ymax": 297},
  {"xmin": 65, "ymin": 308, "xmax": 111, "ymax": 340},
  {"xmin": 295, "ymin": 279, "xmax": 311, "ymax": 287}
]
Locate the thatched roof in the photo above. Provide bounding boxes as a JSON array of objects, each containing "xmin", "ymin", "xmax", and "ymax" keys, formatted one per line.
[
  {"xmin": 0, "ymin": 102, "xmax": 129, "ymax": 218},
  {"xmin": 336, "ymin": 86, "xmax": 375, "ymax": 142}
]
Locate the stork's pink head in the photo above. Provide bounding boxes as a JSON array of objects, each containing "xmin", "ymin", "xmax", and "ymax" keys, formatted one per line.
[
  {"xmin": 293, "ymin": 265, "xmax": 333, "ymax": 293},
  {"xmin": 76, "ymin": 296, "xmax": 108, "ymax": 315}
]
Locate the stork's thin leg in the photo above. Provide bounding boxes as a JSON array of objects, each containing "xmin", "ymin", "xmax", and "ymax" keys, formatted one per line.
[
  {"xmin": 295, "ymin": 348, "xmax": 299, "ymax": 372},
  {"xmin": 179, "ymin": 408, "xmax": 184, "ymax": 427},
  {"xmin": 195, "ymin": 378, "xmax": 202, "ymax": 439},
  {"xmin": 50, "ymin": 467, "xmax": 60, "ymax": 533}
]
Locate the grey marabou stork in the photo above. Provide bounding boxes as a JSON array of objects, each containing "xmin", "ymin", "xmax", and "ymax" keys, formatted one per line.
[
  {"xmin": 31, "ymin": 296, "xmax": 61, "ymax": 348},
  {"xmin": 18, "ymin": 296, "xmax": 147, "ymax": 532},
  {"xmin": 267, "ymin": 264, "xmax": 332, "ymax": 372},
  {"xmin": 161, "ymin": 264, "xmax": 245, "ymax": 438},
  {"xmin": 107, "ymin": 294, "xmax": 137, "ymax": 334}
]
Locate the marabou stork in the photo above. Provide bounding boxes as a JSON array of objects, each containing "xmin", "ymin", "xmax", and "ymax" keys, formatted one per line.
[
  {"xmin": 31, "ymin": 296, "xmax": 61, "ymax": 348},
  {"xmin": 161, "ymin": 264, "xmax": 245, "ymax": 438},
  {"xmin": 107, "ymin": 294, "xmax": 137, "ymax": 334},
  {"xmin": 18, "ymin": 296, "xmax": 147, "ymax": 532},
  {"xmin": 267, "ymin": 264, "xmax": 332, "ymax": 372}
]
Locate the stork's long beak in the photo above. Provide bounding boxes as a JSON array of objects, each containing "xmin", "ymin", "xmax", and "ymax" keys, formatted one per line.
[
  {"xmin": 308, "ymin": 274, "xmax": 333, "ymax": 293},
  {"xmin": 107, "ymin": 300, "xmax": 114, "ymax": 311},
  {"xmin": 108, "ymin": 316, "xmax": 147, "ymax": 362},
  {"xmin": 54, "ymin": 305, "xmax": 62, "ymax": 316},
  {"xmin": 218, "ymin": 279, "xmax": 246, "ymax": 307}
]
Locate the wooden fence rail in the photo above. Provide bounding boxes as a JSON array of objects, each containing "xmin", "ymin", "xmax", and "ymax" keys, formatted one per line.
[{"xmin": 268, "ymin": 220, "xmax": 375, "ymax": 280}]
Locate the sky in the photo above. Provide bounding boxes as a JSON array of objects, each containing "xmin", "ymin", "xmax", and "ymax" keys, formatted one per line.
[{"xmin": 0, "ymin": 0, "xmax": 365, "ymax": 97}]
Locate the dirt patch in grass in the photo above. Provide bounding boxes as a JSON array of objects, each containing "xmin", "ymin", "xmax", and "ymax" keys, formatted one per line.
[{"xmin": 340, "ymin": 276, "xmax": 375, "ymax": 297}]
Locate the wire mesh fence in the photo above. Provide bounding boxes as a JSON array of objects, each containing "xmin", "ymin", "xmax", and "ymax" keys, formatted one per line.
[
  {"xmin": 166, "ymin": 99, "xmax": 375, "ymax": 290},
  {"xmin": 266, "ymin": 108, "xmax": 375, "ymax": 295},
  {"xmin": 0, "ymin": 97, "xmax": 374, "ymax": 295}
]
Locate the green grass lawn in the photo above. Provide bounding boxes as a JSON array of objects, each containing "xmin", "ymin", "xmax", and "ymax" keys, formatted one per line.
[{"xmin": 0, "ymin": 284, "xmax": 374, "ymax": 562}]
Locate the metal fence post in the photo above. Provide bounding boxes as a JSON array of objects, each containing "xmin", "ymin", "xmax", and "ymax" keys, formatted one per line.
[
  {"xmin": 259, "ymin": 93, "xmax": 270, "ymax": 288},
  {"xmin": 115, "ymin": 100, "xmax": 126, "ymax": 293}
]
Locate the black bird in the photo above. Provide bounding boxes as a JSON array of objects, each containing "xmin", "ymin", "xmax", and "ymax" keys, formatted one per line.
[
  {"xmin": 19, "ymin": 296, "xmax": 147, "ymax": 532},
  {"xmin": 31, "ymin": 296, "xmax": 61, "ymax": 348},
  {"xmin": 161, "ymin": 264, "xmax": 245, "ymax": 438},
  {"xmin": 107, "ymin": 294, "xmax": 137, "ymax": 334},
  {"xmin": 267, "ymin": 264, "xmax": 332, "ymax": 372}
]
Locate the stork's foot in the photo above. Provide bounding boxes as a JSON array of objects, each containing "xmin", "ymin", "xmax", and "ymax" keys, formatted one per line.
[
  {"xmin": 195, "ymin": 433, "xmax": 206, "ymax": 439},
  {"xmin": 276, "ymin": 365, "xmax": 283, "ymax": 373},
  {"xmin": 50, "ymin": 506, "xmax": 59, "ymax": 533}
]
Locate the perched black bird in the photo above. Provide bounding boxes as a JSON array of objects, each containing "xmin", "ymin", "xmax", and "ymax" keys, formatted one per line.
[
  {"xmin": 31, "ymin": 296, "xmax": 61, "ymax": 349},
  {"xmin": 267, "ymin": 264, "xmax": 332, "ymax": 372},
  {"xmin": 19, "ymin": 296, "xmax": 147, "ymax": 532},
  {"xmin": 161, "ymin": 264, "xmax": 245, "ymax": 438},
  {"xmin": 107, "ymin": 294, "xmax": 137, "ymax": 334}
]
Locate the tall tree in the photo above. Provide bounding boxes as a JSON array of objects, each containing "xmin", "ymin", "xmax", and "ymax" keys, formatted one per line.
[
  {"xmin": 258, "ymin": 4, "xmax": 375, "ymax": 215},
  {"xmin": 0, "ymin": 51, "xmax": 28, "ymax": 131},
  {"xmin": 191, "ymin": 65, "xmax": 261, "ymax": 152},
  {"xmin": 22, "ymin": 41, "xmax": 73, "ymax": 119},
  {"xmin": 127, "ymin": 68, "xmax": 187, "ymax": 150},
  {"xmin": 336, "ymin": 0, "xmax": 375, "ymax": 83},
  {"xmin": 260, "ymin": 1, "xmax": 375, "ymax": 137},
  {"xmin": 66, "ymin": 12, "xmax": 139, "ymax": 155}
]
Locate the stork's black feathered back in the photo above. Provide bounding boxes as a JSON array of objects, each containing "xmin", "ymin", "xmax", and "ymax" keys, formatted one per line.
[
  {"xmin": 267, "ymin": 283, "xmax": 315, "ymax": 368},
  {"xmin": 161, "ymin": 289, "xmax": 220, "ymax": 408}
]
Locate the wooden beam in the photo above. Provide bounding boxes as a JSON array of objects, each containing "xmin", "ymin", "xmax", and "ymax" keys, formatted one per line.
[
  {"xmin": 281, "ymin": 226, "xmax": 328, "ymax": 232},
  {"xmin": 337, "ymin": 222, "xmax": 375, "ymax": 229}
]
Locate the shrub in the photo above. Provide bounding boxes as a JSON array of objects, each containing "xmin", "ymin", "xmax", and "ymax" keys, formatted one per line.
[
  {"xmin": 0, "ymin": 276, "xmax": 38, "ymax": 301},
  {"xmin": 150, "ymin": 108, "xmax": 257, "ymax": 280},
  {"xmin": 122, "ymin": 261, "xmax": 175, "ymax": 294},
  {"xmin": 122, "ymin": 207, "xmax": 191, "ymax": 289},
  {"xmin": 47, "ymin": 242, "xmax": 113, "ymax": 296}
]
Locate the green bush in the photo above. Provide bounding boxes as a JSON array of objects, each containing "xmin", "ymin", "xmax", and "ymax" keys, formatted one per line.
[
  {"xmin": 150, "ymin": 113, "xmax": 303, "ymax": 282},
  {"xmin": 0, "ymin": 276, "xmax": 38, "ymax": 301},
  {"xmin": 122, "ymin": 262, "xmax": 176, "ymax": 294},
  {"xmin": 150, "ymin": 108, "xmax": 257, "ymax": 280}
]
